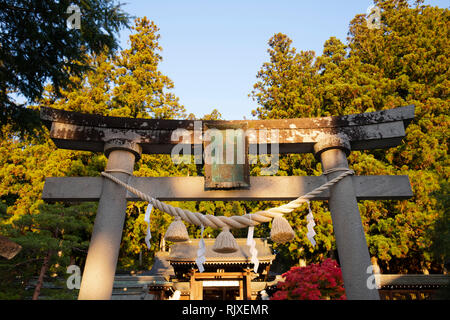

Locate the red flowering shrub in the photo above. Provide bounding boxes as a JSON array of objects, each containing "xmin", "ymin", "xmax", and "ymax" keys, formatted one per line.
[{"xmin": 271, "ymin": 258, "xmax": 346, "ymax": 300}]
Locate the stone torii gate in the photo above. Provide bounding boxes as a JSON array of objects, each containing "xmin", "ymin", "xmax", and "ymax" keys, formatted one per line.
[{"xmin": 40, "ymin": 105, "xmax": 415, "ymax": 300}]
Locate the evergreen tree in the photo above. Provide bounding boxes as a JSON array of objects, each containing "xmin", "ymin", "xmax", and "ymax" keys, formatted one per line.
[
  {"xmin": 0, "ymin": 17, "xmax": 191, "ymax": 298},
  {"xmin": 250, "ymin": 0, "xmax": 449, "ymax": 273},
  {"xmin": 0, "ymin": 203, "xmax": 94, "ymax": 300},
  {"xmin": 0, "ymin": 0, "xmax": 131, "ymax": 133},
  {"xmin": 112, "ymin": 17, "xmax": 185, "ymax": 119}
]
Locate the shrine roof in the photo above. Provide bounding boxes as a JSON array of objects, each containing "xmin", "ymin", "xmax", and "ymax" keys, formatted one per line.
[
  {"xmin": 142, "ymin": 251, "xmax": 175, "ymax": 279},
  {"xmin": 167, "ymin": 238, "xmax": 275, "ymax": 265}
]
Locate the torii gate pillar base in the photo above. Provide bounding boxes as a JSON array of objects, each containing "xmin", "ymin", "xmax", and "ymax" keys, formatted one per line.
[
  {"xmin": 78, "ymin": 141, "xmax": 141, "ymax": 300},
  {"xmin": 315, "ymin": 136, "xmax": 380, "ymax": 300}
]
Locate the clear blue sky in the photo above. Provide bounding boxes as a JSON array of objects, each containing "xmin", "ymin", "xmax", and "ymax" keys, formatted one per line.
[{"xmin": 118, "ymin": 0, "xmax": 448, "ymax": 120}]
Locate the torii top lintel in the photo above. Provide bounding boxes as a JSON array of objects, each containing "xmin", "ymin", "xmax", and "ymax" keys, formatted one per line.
[{"xmin": 40, "ymin": 105, "xmax": 415, "ymax": 155}]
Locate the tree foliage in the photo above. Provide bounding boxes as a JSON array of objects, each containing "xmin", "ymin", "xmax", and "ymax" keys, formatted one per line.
[
  {"xmin": 250, "ymin": 0, "xmax": 449, "ymax": 273},
  {"xmin": 0, "ymin": 17, "xmax": 192, "ymax": 298},
  {"xmin": 0, "ymin": 0, "xmax": 448, "ymax": 300},
  {"xmin": 0, "ymin": 0, "xmax": 131, "ymax": 133}
]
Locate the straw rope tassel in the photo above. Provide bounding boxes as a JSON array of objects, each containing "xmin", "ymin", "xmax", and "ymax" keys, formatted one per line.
[
  {"xmin": 213, "ymin": 226, "xmax": 239, "ymax": 253},
  {"xmin": 164, "ymin": 216, "xmax": 189, "ymax": 242},
  {"xmin": 270, "ymin": 213, "xmax": 295, "ymax": 243}
]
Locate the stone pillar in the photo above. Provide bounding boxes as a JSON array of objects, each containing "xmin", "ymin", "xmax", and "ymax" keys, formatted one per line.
[
  {"xmin": 314, "ymin": 135, "xmax": 380, "ymax": 300},
  {"xmin": 78, "ymin": 140, "xmax": 141, "ymax": 300}
]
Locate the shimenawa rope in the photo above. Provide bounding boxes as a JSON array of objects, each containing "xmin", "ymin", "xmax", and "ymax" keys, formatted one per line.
[{"xmin": 100, "ymin": 169, "xmax": 354, "ymax": 230}]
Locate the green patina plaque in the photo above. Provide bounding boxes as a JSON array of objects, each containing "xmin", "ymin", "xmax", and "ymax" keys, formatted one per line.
[{"xmin": 203, "ymin": 123, "xmax": 250, "ymax": 190}]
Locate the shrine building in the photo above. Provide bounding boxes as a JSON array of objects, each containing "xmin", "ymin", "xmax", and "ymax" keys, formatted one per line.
[{"xmin": 141, "ymin": 238, "xmax": 276, "ymax": 300}]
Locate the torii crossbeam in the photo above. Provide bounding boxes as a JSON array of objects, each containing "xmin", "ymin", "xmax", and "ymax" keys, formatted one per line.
[{"xmin": 40, "ymin": 105, "xmax": 415, "ymax": 300}]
